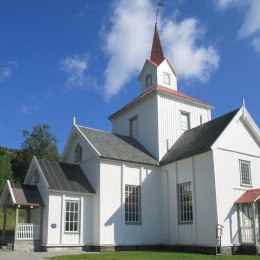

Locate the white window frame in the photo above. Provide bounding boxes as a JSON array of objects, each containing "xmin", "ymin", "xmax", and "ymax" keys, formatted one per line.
[
  {"xmin": 146, "ymin": 74, "xmax": 152, "ymax": 88},
  {"xmin": 74, "ymin": 143, "xmax": 82, "ymax": 163},
  {"xmin": 125, "ymin": 185, "xmax": 141, "ymax": 224},
  {"xmin": 163, "ymin": 72, "xmax": 171, "ymax": 85},
  {"xmin": 178, "ymin": 182, "xmax": 193, "ymax": 224},
  {"xmin": 129, "ymin": 116, "xmax": 138, "ymax": 137},
  {"xmin": 240, "ymin": 160, "xmax": 252, "ymax": 186},
  {"xmin": 180, "ymin": 111, "xmax": 190, "ymax": 133},
  {"xmin": 65, "ymin": 200, "xmax": 80, "ymax": 233}
]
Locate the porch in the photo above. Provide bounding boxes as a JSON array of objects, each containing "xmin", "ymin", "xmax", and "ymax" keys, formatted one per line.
[
  {"xmin": 0, "ymin": 181, "xmax": 44, "ymax": 251},
  {"xmin": 235, "ymin": 189, "xmax": 260, "ymax": 249}
]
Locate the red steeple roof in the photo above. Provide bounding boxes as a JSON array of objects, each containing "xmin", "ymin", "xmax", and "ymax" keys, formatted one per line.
[{"xmin": 150, "ymin": 24, "xmax": 164, "ymax": 66}]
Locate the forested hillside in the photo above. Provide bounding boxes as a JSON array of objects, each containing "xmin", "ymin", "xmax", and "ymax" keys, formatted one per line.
[{"xmin": 0, "ymin": 124, "xmax": 59, "ymax": 192}]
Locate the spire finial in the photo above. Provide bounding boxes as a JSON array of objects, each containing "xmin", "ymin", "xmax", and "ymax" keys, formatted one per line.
[
  {"xmin": 242, "ymin": 98, "xmax": 246, "ymax": 119},
  {"xmin": 150, "ymin": 15, "xmax": 164, "ymax": 66},
  {"xmin": 73, "ymin": 116, "xmax": 76, "ymax": 125},
  {"xmin": 155, "ymin": 2, "xmax": 164, "ymax": 25}
]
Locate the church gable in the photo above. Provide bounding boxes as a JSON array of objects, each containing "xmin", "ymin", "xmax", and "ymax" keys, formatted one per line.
[
  {"xmin": 212, "ymin": 108, "xmax": 260, "ymax": 156},
  {"xmin": 61, "ymin": 125, "xmax": 100, "ymax": 164},
  {"xmin": 156, "ymin": 58, "xmax": 178, "ymax": 91}
]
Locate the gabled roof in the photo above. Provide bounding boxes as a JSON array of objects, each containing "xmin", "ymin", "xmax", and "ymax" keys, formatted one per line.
[
  {"xmin": 150, "ymin": 24, "xmax": 164, "ymax": 66},
  {"xmin": 109, "ymin": 85, "xmax": 212, "ymax": 120},
  {"xmin": 77, "ymin": 126, "xmax": 159, "ymax": 166},
  {"xmin": 235, "ymin": 189, "xmax": 260, "ymax": 204},
  {"xmin": 37, "ymin": 158, "xmax": 95, "ymax": 193},
  {"xmin": 160, "ymin": 109, "xmax": 239, "ymax": 165},
  {"xmin": 0, "ymin": 181, "xmax": 44, "ymax": 207},
  {"xmin": 11, "ymin": 183, "xmax": 44, "ymax": 207}
]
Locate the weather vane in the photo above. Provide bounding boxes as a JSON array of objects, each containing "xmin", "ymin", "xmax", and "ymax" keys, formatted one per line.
[{"xmin": 155, "ymin": 2, "xmax": 164, "ymax": 25}]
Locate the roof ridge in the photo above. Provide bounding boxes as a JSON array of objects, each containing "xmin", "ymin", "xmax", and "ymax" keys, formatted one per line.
[{"xmin": 77, "ymin": 125, "xmax": 111, "ymax": 135}]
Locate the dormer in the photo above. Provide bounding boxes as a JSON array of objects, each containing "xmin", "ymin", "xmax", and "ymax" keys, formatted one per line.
[{"xmin": 139, "ymin": 24, "xmax": 178, "ymax": 94}]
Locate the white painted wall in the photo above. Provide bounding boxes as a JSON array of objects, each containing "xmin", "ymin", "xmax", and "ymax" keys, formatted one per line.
[
  {"xmin": 44, "ymin": 193, "xmax": 93, "ymax": 246},
  {"xmin": 158, "ymin": 94, "xmax": 211, "ymax": 160},
  {"xmin": 213, "ymin": 117, "xmax": 260, "ymax": 156},
  {"xmin": 99, "ymin": 159, "xmax": 161, "ymax": 246},
  {"xmin": 47, "ymin": 194, "xmax": 62, "ymax": 245},
  {"xmin": 161, "ymin": 152, "xmax": 218, "ymax": 246},
  {"xmin": 139, "ymin": 62, "xmax": 157, "ymax": 93},
  {"xmin": 139, "ymin": 59, "xmax": 177, "ymax": 93},
  {"xmin": 156, "ymin": 59, "xmax": 177, "ymax": 91},
  {"xmin": 213, "ymin": 150, "xmax": 260, "ymax": 246},
  {"xmin": 63, "ymin": 129, "xmax": 98, "ymax": 165},
  {"xmin": 111, "ymin": 94, "xmax": 159, "ymax": 159},
  {"xmin": 212, "ymin": 116, "xmax": 260, "ymax": 246}
]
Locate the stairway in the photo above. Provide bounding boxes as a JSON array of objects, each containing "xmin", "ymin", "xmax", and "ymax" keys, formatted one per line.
[{"xmin": 0, "ymin": 242, "xmax": 13, "ymax": 251}]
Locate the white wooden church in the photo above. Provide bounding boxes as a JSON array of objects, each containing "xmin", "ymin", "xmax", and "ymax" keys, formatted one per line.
[{"xmin": 1, "ymin": 24, "xmax": 260, "ymax": 254}]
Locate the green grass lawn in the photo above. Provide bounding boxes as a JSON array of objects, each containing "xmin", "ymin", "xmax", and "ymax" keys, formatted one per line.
[{"xmin": 51, "ymin": 251, "xmax": 259, "ymax": 260}]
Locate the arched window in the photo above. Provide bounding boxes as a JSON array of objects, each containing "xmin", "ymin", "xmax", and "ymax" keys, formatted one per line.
[
  {"xmin": 146, "ymin": 74, "xmax": 152, "ymax": 88},
  {"xmin": 163, "ymin": 72, "xmax": 171, "ymax": 85},
  {"xmin": 74, "ymin": 143, "xmax": 82, "ymax": 163}
]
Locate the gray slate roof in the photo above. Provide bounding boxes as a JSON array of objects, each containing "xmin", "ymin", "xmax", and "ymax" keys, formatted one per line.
[
  {"xmin": 78, "ymin": 126, "xmax": 159, "ymax": 166},
  {"xmin": 37, "ymin": 159, "xmax": 95, "ymax": 193},
  {"xmin": 160, "ymin": 109, "xmax": 239, "ymax": 165},
  {"xmin": 12, "ymin": 183, "xmax": 44, "ymax": 207}
]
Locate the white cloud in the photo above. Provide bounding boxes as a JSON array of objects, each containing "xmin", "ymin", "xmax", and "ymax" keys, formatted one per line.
[
  {"xmin": 20, "ymin": 104, "xmax": 29, "ymax": 114},
  {"xmin": 44, "ymin": 89, "xmax": 54, "ymax": 100},
  {"xmin": 162, "ymin": 18, "xmax": 219, "ymax": 82},
  {"xmin": 215, "ymin": 0, "xmax": 240, "ymax": 9},
  {"xmin": 102, "ymin": 0, "xmax": 154, "ymax": 99},
  {"xmin": 102, "ymin": 0, "xmax": 219, "ymax": 99},
  {"xmin": 216, "ymin": 0, "xmax": 260, "ymax": 53},
  {"xmin": 0, "ymin": 61, "xmax": 17, "ymax": 82},
  {"xmin": 60, "ymin": 54, "xmax": 89, "ymax": 89}
]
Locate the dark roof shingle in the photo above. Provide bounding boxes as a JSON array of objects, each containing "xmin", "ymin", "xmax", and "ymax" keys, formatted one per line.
[
  {"xmin": 160, "ymin": 109, "xmax": 239, "ymax": 165},
  {"xmin": 12, "ymin": 183, "xmax": 44, "ymax": 206},
  {"xmin": 37, "ymin": 159, "xmax": 95, "ymax": 193},
  {"xmin": 78, "ymin": 126, "xmax": 159, "ymax": 166}
]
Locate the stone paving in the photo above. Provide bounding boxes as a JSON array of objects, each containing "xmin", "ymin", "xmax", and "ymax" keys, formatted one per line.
[{"xmin": 0, "ymin": 250, "xmax": 96, "ymax": 260}]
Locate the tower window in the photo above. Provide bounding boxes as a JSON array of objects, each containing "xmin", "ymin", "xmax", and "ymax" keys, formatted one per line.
[
  {"xmin": 74, "ymin": 143, "xmax": 82, "ymax": 163},
  {"xmin": 163, "ymin": 72, "xmax": 170, "ymax": 85},
  {"xmin": 180, "ymin": 112, "xmax": 190, "ymax": 133},
  {"xmin": 129, "ymin": 116, "xmax": 138, "ymax": 137},
  {"xmin": 146, "ymin": 74, "xmax": 152, "ymax": 88}
]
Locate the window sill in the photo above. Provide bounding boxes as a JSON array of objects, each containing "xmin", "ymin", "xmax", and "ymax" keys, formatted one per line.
[
  {"xmin": 178, "ymin": 222, "xmax": 193, "ymax": 225},
  {"xmin": 241, "ymin": 184, "xmax": 252, "ymax": 187},
  {"xmin": 125, "ymin": 222, "xmax": 142, "ymax": 226}
]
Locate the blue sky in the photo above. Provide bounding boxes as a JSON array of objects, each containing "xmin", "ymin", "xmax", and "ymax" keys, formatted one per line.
[{"xmin": 0, "ymin": 0, "xmax": 260, "ymax": 153}]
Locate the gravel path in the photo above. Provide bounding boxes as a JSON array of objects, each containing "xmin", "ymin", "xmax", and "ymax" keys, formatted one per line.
[{"xmin": 0, "ymin": 250, "xmax": 96, "ymax": 260}]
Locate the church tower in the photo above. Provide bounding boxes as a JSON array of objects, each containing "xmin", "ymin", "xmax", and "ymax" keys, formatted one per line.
[
  {"xmin": 109, "ymin": 24, "xmax": 212, "ymax": 160},
  {"xmin": 139, "ymin": 24, "xmax": 178, "ymax": 94}
]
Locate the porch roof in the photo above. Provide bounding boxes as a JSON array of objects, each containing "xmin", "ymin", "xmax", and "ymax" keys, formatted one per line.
[
  {"xmin": 12, "ymin": 183, "xmax": 44, "ymax": 207},
  {"xmin": 234, "ymin": 189, "xmax": 260, "ymax": 204}
]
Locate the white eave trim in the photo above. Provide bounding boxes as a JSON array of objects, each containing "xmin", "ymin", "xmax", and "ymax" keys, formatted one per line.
[
  {"xmin": 75, "ymin": 125, "xmax": 101, "ymax": 156},
  {"xmin": 243, "ymin": 109, "xmax": 260, "ymax": 144},
  {"xmin": 34, "ymin": 156, "xmax": 49, "ymax": 187},
  {"xmin": 7, "ymin": 180, "xmax": 16, "ymax": 204}
]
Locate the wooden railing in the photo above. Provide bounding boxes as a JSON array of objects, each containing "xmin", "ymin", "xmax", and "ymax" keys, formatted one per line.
[
  {"xmin": 240, "ymin": 227, "xmax": 260, "ymax": 244},
  {"xmin": 17, "ymin": 224, "xmax": 40, "ymax": 240}
]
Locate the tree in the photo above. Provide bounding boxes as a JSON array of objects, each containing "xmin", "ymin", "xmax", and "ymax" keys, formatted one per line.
[
  {"xmin": 22, "ymin": 124, "xmax": 59, "ymax": 161},
  {"xmin": 0, "ymin": 155, "xmax": 13, "ymax": 192},
  {"xmin": 11, "ymin": 150, "xmax": 30, "ymax": 183},
  {"xmin": 11, "ymin": 124, "xmax": 59, "ymax": 182}
]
